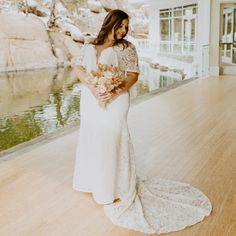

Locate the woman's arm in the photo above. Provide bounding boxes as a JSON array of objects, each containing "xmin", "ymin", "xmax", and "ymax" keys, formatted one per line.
[
  {"xmin": 101, "ymin": 71, "xmax": 139, "ymax": 104},
  {"xmin": 73, "ymin": 65, "xmax": 89, "ymax": 85},
  {"xmin": 73, "ymin": 65, "xmax": 100, "ymax": 99},
  {"xmin": 119, "ymin": 71, "xmax": 139, "ymax": 93}
]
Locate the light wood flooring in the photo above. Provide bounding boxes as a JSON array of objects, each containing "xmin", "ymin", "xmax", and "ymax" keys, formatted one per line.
[{"xmin": 0, "ymin": 76, "xmax": 235, "ymax": 236}]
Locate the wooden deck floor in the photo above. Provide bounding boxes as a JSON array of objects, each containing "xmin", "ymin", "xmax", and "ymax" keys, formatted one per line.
[{"xmin": 0, "ymin": 76, "xmax": 235, "ymax": 236}]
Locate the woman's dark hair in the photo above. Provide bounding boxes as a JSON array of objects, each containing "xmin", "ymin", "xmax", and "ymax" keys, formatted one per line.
[{"xmin": 92, "ymin": 9, "xmax": 129, "ymax": 48}]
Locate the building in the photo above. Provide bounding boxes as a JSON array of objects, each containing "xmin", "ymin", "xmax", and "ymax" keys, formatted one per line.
[{"xmin": 130, "ymin": 0, "xmax": 236, "ymax": 77}]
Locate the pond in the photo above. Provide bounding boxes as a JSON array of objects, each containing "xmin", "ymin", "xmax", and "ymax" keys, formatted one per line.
[{"xmin": 0, "ymin": 62, "xmax": 185, "ymax": 153}]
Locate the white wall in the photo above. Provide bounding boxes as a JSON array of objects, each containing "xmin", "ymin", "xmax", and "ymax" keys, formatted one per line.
[
  {"xmin": 209, "ymin": 0, "xmax": 220, "ymax": 76},
  {"xmin": 149, "ymin": 0, "xmax": 197, "ymax": 9},
  {"xmin": 148, "ymin": 3, "xmax": 160, "ymax": 57},
  {"xmin": 197, "ymin": 0, "xmax": 211, "ymax": 76}
]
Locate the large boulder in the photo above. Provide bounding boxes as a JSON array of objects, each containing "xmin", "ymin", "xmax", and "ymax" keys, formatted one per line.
[
  {"xmin": 129, "ymin": 9, "xmax": 148, "ymax": 35},
  {"xmin": 75, "ymin": 7, "xmax": 106, "ymax": 35},
  {"xmin": 87, "ymin": 0, "xmax": 104, "ymax": 13},
  {"xmin": 0, "ymin": 12, "xmax": 57, "ymax": 72},
  {"xmin": 99, "ymin": 0, "xmax": 128, "ymax": 11},
  {"xmin": 56, "ymin": 19, "xmax": 85, "ymax": 42},
  {"xmin": 49, "ymin": 31, "xmax": 83, "ymax": 66}
]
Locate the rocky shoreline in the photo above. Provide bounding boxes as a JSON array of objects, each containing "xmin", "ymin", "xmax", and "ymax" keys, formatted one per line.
[{"xmin": 0, "ymin": 0, "xmax": 148, "ymax": 73}]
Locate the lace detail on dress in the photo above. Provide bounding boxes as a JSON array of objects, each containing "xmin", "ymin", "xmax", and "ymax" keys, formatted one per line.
[
  {"xmin": 104, "ymin": 114, "xmax": 212, "ymax": 234},
  {"xmin": 76, "ymin": 42, "xmax": 140, "ymax": 74},
  {"xmin": 115, "ymin": 43, "xmax": 140, "ymax": 74},
  {"xmin": 105, "ymin": 175, "xmax": 212, "ymax": 234}
]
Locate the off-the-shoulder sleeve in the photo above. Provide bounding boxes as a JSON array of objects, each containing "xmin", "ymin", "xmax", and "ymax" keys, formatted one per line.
[
  {"xmin": 74, "ymin": 43, "xmax": 88, "ymax": 67},
  {"xmin": 119, "ymin": 44, "xmax": 140, "ymax": 74}
]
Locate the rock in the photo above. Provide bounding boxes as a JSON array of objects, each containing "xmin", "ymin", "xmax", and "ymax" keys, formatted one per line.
[
  {"xmin": 100, "ymin": 0, "xmax": 118, "ymax": 11},
  {"xmin": 55, "ymin": 1, "xmax": 68, "ymax": 16},
  {"xmin": 54, "ymin": 47, "xmax": 68, "ymax": 66},
  {"xmin": 49, "ymin": 31, "xmax": 82, "ymax": 64},
  {"xmin": 18, "ymin": 0, "xmax": 48, "ymax": 17},
  {"xmin": 87, "ymin": 0, "xmax": 104, "ymax": 13},
  {"xmin": 0, "ymin": 13, "xmax": 57, "ymax": 72},
  {"xmin": 0, "ymin": 0, "xmax": 19, "ymax": 13},
  {"xmin": 0, "ymin": 12, "xmax": 48, "ymax": 41},
  {"xmin": 129, "ymin": 9, "xmax": 148, "ymax": 34},
  {"xmin": 0, "ymin": 0, "xmax": 147, "ymax": 72},
  {"xmin": 150, "ymin": 63, "xmax": 160, "ymax": 69},
  {"xmin": 99, "ymin": 0, "xmax": 129, "ymax": 12},
  {"xmin": 76, "ymin": 8, "xmax": 106, "ymax": 35},
  {"xmin": 56, "ymin": 19, "xmax": 84, "ymax": 42},
  {"xmin": 159, "ymin": 66, "xmax": 169, "ymax": 72}
]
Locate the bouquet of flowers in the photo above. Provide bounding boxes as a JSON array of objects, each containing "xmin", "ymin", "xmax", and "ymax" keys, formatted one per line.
[{"xmin": 86, "ymin": 64, "xmax": 125, "ymax": 108}]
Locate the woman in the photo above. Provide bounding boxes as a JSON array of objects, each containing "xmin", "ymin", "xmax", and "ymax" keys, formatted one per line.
[{"xmin": 73, "ymin": 9, "xmax": 212, "ymax": 234}]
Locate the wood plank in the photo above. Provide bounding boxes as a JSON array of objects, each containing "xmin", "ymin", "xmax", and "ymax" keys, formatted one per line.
[{"xmin": 0, "ymin": 76, "xmax": 235, "ymax": 236}]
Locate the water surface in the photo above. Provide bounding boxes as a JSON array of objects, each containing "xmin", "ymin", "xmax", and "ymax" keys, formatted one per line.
[{"xmin": 0, "ymin": 63, "xmax": 184, "ymax": 152}]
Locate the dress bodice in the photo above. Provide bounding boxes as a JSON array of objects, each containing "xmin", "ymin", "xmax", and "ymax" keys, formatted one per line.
[{"xmin": 75, "ymin": 42, "xmax": 140, "ymax": 75}]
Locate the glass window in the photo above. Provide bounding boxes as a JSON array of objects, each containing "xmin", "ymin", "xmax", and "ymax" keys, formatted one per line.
[
  {"xmin": 190, "ymin": 43, "xmax": 195, "ymax": 52},
  {"xmin": 173, "ymin": 43, "xmax": 182, "ymax": 53},
  {"xmin": 191, "ymin": 18, "xmax": 195, "ymax": 42},
  {"xmin": 159, "ymin": 4, "xmax": 197, "ymax": 55},
  {"xmin": 160, "ymin": 19, "xmax": 170, "ymax": 40},
  {"xmin": 227, "ymin": 12, "xmax": 233, "ymax": 35},
  {"xmin": 183, "ymin": 44, "xmax": 189, "ymax": 52},
  {"xmin": 183, "ymin": 4, "xmax": 197, "ymax": 16},
  {"xmin": 184, "ymin": 8, "xmax": 192, "ymax": 16},
  {"xmin": 174, "ymin": 18, "xmax": 182, "ymax": 41},
  {"xmin": 226, "ymin": 44, "xmax": 231, "ymax": 57},
  {"xmin": 183, "ymin": 19, "xmax": 189, "ymax": 42},
  {"xmin": 232, "ymin": 48, "xmax": 236, "ymax": 63},
  {"xmin": 223, "ymin": 13, "xmax": 226, "ymax": 36},
  {"xmin": 234, "ymin": 10, "xmax": 236, "ymax": 42},
  {"xmin": 160, "ymin": 10, "xmax": 170, "ymax": 18},
  {"xmin": 174, "ymin": 7, "xmax": 182, "ymax": 17},
  {"xmin": 160, "ymin": 43, "xmax": 170, "ymax": 53}
]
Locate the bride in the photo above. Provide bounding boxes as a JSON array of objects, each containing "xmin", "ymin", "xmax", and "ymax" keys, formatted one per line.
[{"xmin": 72, "ymin": 9, "xmax": 212, "ymax": 234}]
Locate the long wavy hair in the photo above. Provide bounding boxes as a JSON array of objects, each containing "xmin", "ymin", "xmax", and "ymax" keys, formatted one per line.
[{"xmin": 92, "ymin": 9, "xmax": 129, "ymax": 48}]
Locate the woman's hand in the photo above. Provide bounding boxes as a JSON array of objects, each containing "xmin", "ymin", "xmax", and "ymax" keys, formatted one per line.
[
  {"xmin": 103, "ymin": 72, "xmax": 139, "ymax": 105},
  {"xmin": 101, "ymin": 86, "xmax": 126, "ymax": 106},
  {"xmin": 99, "ymin": 92, "xmax": 113, "ymax": 103},
  {"xmin": 87, "ymin": 85, "xmax": 111, "ymax": 106},
  {"xmin": 87, "ymin": 84, "xmax": 102, "ymax": 102}
]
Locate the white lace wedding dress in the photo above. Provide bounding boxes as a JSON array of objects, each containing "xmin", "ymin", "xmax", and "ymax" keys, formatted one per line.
[{"xmin": 73, "ymin": 42, "xmax": 212, "ymax": 234}]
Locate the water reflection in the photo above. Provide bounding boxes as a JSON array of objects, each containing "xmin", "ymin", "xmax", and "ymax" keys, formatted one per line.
[
  {"xmin": 0, "ymin": 63, "xmax": 183, "ymax": 152},
  {"xmin": 130, "ymin": 61, "xmax": 182, "ymax": 98}
]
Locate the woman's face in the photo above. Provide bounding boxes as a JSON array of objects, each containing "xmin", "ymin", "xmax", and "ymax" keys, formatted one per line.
[
  {"xmin": 109, "ymin": 18, "xmax": 129, "ymax": 41},
  {"xmin": 115, "ymin": 19, "xmax": 129, "ymax": 40}
]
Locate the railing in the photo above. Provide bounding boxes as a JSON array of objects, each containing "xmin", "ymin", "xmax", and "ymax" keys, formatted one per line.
[
  {"xmin": 159, "ymin": 41, "xmax": 196, "ymax": 56},
  {"xmin": 220, "ymin": 42, "xmax": 236, "ymax": 64},
  {"xmin": 136, "ymin": 39, "xmax": 150, "ymax": 52},
  {"xmin": 128, "ymin": 37, "xmax": 150, "ymax": 54}
]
